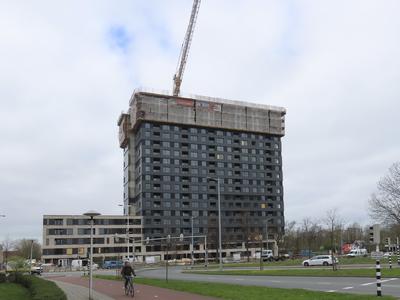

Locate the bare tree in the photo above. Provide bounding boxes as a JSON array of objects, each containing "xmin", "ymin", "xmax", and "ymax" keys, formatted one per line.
[
  {"xmin": 1, "ymin": 235, "xmax": 15, "ymax": 266},
  {"xmin": 367, "ymin": 162, "xmax": 400, "ymax": 227},
  {"xmin": 302, "ymin": 217, "xmax": 320, "ymax": 257},
  {"xmin": 207, "ymin": 217, "xmax": 221, "ymax": 262},
  {"xmin": 239, "ymin": 212, "xmax": 257, "ymax": 261},
  {"xmin": 13, "ymin": 239, "xmax": 42, "ymax": 261},
  {"xmin": 345, "ymin": 222, "xmax": 363, "ymax": 242},
  {"xmin": 279, "ymin": 220, "xmax": 296, "ymax": 254},
  {"xmin": 322, "ymin": 208, "xmax": 344, "ymax": 253}
]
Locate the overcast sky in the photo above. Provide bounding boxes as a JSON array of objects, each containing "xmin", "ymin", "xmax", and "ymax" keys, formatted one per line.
[{"xmin": 1, "ymin": 0, "xmax": 399, "ymax": 244}]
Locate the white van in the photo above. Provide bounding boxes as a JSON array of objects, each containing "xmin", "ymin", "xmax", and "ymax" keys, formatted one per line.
[
  {"xmin": 347, "ymin": 249, "xmax": 367, "ymax": 257},
  {"xmin": 71, "ymin": 259, "xmax": 97, "ymax": 268}
]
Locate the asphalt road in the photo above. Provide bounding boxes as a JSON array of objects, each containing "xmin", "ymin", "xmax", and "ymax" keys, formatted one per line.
[
  {"xmin": 141, "ymin": 266, "xmax": 400, "ymax": 298},
  {"xmin": 41, "ymin": 265, "xmax": 400, "ymax": 298}
]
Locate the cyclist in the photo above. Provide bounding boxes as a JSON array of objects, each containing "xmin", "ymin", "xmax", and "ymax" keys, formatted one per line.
[{"xmin": 121, "ymin": 261, "xmax": 136, "ymax": 290}]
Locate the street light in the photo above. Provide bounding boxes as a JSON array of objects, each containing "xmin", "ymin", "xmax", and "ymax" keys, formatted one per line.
[
  {"xmin": 206, "ymin": 177, "xmax": 222, "ymax": 271},
  {"xmin": 191, "ymin": 216, "xmax": 198, "ymax": 268},
  {"xmin": 0, "ymin": 215, "xmax": 5, "ymax": 271},
  {"xmin": 27, "ymin": 239, "xmax": 36, "ymax": 274},
  {"xmin": 265, "ymin": 218, "xmax": 273, "ymax": 251},
  {"xmin": 119, "ymin": 204, "xmax": 133, "ymax": 263},
  {"xmin": 83, "ymin": 210, "xmax": 101, "ymax": 300}
]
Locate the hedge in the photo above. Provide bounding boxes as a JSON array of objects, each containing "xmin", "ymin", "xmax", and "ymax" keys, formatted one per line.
[
  {"xmin": 0, "ymin": 272, "xmax": 6, "ymax": 283},
  {"xmin": 19, "ymin": 275, "xmax": 67, "ymax": 300}
]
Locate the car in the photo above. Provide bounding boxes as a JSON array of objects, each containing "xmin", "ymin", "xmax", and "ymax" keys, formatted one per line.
[
  {"xmin": 104, "ymin": 261, "xmax": 124, "ymax": 269},
  {"xmin": 383, "ymin": 252, "xmax": 392, "ymax": 258},
  {"xmin": 302, "ymin": 255, "xmax": 338, "ymax": 266}
]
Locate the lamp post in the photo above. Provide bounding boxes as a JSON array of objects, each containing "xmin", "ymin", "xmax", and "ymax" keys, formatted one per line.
[
  {"xmin": 83, "ymin": 210, "xmax": 101, "ymax": 300},
  {"xmin": 0, "ymin": 215, "xmax": 5, "ymax": 271},
  {"xmin": 265, "ymin": 218, "xmax": 273, "ymax": 251},
  {"xmin": 0, "ymin": 215, "xmax": 5, "ymax": 248},
  {"xmin": 206, "ymin": 177, "xmax": 222, "ymax": 271},
  {"xmin": 119, "ymin": 204, "xmax": 133, "ymax": 262},
  {"xmin": 27, "ymin": 239, "xmax": 35, "ymax": 274},
  {"xmin": 0, "ymin": 215, "xmax": 5, "ymax": 241},
  {"xmin": 191, "ymin": 216, "xmax": 198, "ymax": 268}
]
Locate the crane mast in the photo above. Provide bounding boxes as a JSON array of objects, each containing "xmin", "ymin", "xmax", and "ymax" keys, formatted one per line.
[{"xmin": 173, "ymin": 0, "xmax": 201, "ymax": 96}]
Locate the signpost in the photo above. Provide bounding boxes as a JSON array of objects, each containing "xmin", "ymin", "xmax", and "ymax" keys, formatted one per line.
[{"xmin": 371, "ymin": 252, "xmax": 384, "ymax": 260}]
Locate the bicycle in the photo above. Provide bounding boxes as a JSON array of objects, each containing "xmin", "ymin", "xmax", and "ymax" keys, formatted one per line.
[{"xmin": 124, "ymin": 275, "xmax": 134, "ymax": 297}]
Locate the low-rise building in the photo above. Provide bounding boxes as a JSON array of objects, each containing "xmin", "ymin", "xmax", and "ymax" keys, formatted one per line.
[{"xmin": 42, "ymin": 214, "xmax": 277, "ymax": 264}]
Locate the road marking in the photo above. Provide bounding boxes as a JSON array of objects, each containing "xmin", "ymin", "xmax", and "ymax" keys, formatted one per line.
[
  {"xmin": 362, "ymin": 278, "xmax": 398, "ymax": 286},
  {"xmin": 361, "ymin": 282, "xmax": 375, "ymax": 286},
  {"xmin": 343, "ymin": 287, "xmax": 354, "ymax": 290},
  {"xmin": 326, "ymin": 290, "xmax": 337, "ymax": 293}
]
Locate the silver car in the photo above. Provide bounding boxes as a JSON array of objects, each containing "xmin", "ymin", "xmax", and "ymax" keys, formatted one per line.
[{"xmin": 302, "ymin": 255, "xmax": 338, "ymax": 266}]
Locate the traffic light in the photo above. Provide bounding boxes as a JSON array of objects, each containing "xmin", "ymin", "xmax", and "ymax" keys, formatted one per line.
[
  {"xmin": 369, "ymin": 224, "xmax": 380, "ymax": 244},
  {"xmin": 167, "ymin": 234, "xmax": 170, "ymax": 243},
  {"xmin": 180, "ymin": 234, "xmax": 184, "ymax": 242},
  {"xmin": 386, "ymin": 237, "xmax": 391, "ymax": 246},
  {"xmin": 86, "ymin": 253, "xmax": 89, "ymax": 259}
]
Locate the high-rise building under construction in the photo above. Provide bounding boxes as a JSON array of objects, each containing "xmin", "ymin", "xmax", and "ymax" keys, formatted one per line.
[{"xmin": 118, "ymin": 87, "xmax": 286, "ymax": 257}]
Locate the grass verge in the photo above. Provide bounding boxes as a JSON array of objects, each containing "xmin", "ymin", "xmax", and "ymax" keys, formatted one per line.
[
  {"xmin": 91, "ymin": 275, "xmax": 397, "ymax": 300},
  {"xmin": 186, "ymin": 267, "xmax": 400, "ymax": 277},
  {"xmin": 0, "ymin": 283, "xmax": 31, "ymax": 300},
  {"xmin": 204, "ymin": 256, "xmax": 399, "ymax": 268}
]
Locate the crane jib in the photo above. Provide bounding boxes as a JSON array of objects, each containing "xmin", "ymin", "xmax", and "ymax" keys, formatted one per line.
[{"xmin": 173, "ymin": 0, "xmax": 201, "ymax": 96}]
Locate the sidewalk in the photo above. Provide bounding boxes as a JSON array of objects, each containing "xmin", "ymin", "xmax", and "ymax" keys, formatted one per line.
[
  {"xmin": 48, "ymin": 276, "xmax": 222, "ymax": 300},
  {"xmin": 52, "ymin": 280, "xmax": 114, "ymax": 300}
]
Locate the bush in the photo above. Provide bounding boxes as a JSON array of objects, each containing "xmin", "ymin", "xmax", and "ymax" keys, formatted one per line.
[
  {"xmin": 19, "ymin": 275, "xmax": 67, "ymax": 300},
  {"xmin": 0, "ymin": 272, "xmax": 7, "ymax": 283}
]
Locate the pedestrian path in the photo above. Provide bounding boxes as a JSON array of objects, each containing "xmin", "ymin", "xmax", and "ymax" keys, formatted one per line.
[
  {"xmin": 48, "ymin": 276, "xmax": 222, "ymax": 300},
  {"xmin": 52, "ymin": 280, "xmax": 114, "ymax": 300}
]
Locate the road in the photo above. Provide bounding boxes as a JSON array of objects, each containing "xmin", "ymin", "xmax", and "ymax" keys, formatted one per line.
[
  {"xmin": 41, "ymin": 265, "xmax": 400, "ymax": 298},
  {"xmin": 141, "ymin": 266, "xmax": 400, "ymax": 298}
]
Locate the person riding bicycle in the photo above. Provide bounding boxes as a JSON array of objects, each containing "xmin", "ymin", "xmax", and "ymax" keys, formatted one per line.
[{"xmin": 121, "ymin": 261, "xmax": 136, "ymax": 290}]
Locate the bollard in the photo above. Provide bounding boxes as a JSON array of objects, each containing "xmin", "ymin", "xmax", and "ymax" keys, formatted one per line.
[{"xmin": 376, "ymin": 260, "xmax": 381, "ymax": 297}]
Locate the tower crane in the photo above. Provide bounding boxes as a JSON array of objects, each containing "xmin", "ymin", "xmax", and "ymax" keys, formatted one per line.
[{"xmin": 173, "ymin": 0, "xmax": 201, "ymax": 96}]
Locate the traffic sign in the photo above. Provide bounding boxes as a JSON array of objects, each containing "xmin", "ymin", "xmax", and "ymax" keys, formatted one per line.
[{"xmin": 371, "ymin": 251, "xmax": 384, "ymax": 259}]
